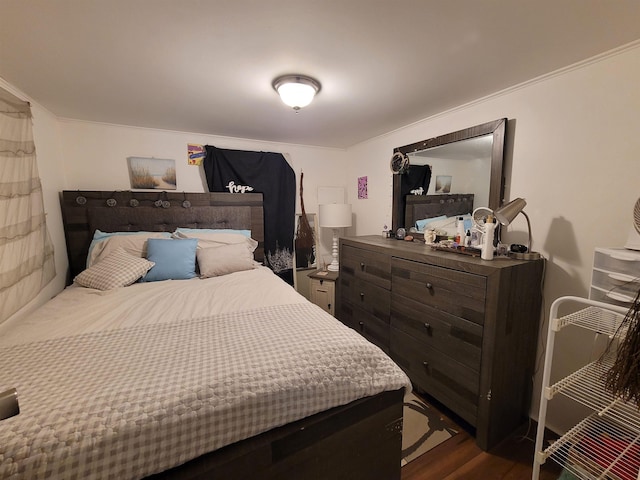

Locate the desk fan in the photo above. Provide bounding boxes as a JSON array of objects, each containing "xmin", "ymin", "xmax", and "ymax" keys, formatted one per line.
[
  {"xmin": 472, "ymin": 207, "xmax": 493, "ymax": 233},
  {"xmin": 390, "ymin": 151, "xmax": 409, "ymax": 174},
  {"xmin": 624, "ymin": 197, "xmax": 640, "ymax": 250}
]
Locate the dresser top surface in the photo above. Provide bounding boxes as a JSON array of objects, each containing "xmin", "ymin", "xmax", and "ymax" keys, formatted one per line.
[{"xmin": 341, "ymin": 235, "xmax": 542, "ymax": 272}]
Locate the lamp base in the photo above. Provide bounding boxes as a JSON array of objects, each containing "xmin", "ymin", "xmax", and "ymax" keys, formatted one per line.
[
  {"xmin": 509, "ymin": 251, "xmax": 542, "ymax": 260},
  {"xmin": 328, "ymin": 228, "xmax": 340, "ymax": 272}
]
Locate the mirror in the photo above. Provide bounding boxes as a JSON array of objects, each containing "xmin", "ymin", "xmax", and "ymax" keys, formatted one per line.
[{"xmin": 391, "ymin": 118, "xmax": 506, "ymax": 232}]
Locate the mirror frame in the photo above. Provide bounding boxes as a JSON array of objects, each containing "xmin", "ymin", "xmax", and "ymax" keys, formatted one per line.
[{"xmin": 391, "ymin": 118, "xmax": 507, "ymax": 232}]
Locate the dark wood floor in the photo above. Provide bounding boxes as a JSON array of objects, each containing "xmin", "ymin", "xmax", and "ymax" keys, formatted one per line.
[{"xmin": 401, "ymin": 401, "xmax": 562, "ymax": 480}]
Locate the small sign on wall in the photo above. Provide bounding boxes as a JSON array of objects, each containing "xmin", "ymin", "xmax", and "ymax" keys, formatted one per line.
[
  {"xmin": 358, "ymin": 176, "xmax": 368, "ymax": 199},
  {"xmin": 188, "ymin": 144, "xmax": 205, "ymax": 165}
]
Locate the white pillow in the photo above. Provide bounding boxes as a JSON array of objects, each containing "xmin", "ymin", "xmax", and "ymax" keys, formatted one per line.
[
  {"xmin": 173, "ymin": 230, "xmax": 255, "ymax": 249},
  {"xmin": 87, "ymin": 231, "xmax": 171, "ymax": 267},
  {"xmin": 75, "ymin": 248, "xmax": 155, "ymax": 290},
  {"xmin": 197, "ymin": 241, "xmax": 258, "ymax": 277}
]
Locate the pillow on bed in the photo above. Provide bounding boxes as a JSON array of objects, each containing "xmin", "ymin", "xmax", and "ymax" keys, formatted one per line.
[
  {"xmin": 417, "ymin": 214, "xmax": 473, "ymax": 236},
  {"xmin": 415, "ymin": 215, "xmax": 448, "ymax": 232},
  {"xmin": 141, "ymin": 238, "xmax": 198, "ymax": 282},
  {"xmin": 197, "ymin": 240, "xmax": 258, "ymax": 278},
  {"xmin": 174, "ymin": 227, "xmax": 251, "ymax": 237},
  {"xmin": 87, "ymin": 230, "xmax": 172, "ymax": 267},
  {"xmin": 172, "ymin": 230, "xmax": 254, "ymax": 249},
  {"xmin": 74, "ymin": 247, "xmax": 155, "ymax": 290}
]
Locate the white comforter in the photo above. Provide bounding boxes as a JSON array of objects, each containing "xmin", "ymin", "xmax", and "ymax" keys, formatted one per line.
[
  {"xmin": 0, "ymin": 267, "xmax": 305, "ymax": 346},
  {"xmin": 0, "ymin": 268, "xmax": 410, "ymax": 479}
]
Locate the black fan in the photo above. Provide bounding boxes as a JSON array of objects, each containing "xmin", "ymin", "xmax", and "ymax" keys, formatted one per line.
[
  {"xmin": 625, "ymin": 197, "xmax": 640, "ymax": 250},
  {"xmin": 390, "ymin": 151, "xmax": 409, "ymax": 174}
]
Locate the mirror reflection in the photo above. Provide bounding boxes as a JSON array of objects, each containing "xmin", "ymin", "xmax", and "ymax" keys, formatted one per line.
[
  {"xmin": 407, "ymin": 134, "xmax": 493, "ymax": 205},
  {"xmin": 391, "ymin": 118, "xmax": 506, "ymax": 233}
]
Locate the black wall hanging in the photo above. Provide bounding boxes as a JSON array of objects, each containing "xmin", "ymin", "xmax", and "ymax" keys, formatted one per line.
[{"xmin": 203, "ymin": 146, "xmax": 296, "ymax": 285}]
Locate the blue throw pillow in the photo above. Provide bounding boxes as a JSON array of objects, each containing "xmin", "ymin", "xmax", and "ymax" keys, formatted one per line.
[
  {"xmin": 415, "ymin": 215, "xmax": 448, "ymax": 232},
  {"xmin": 142, "ymin": 238, "xmax": 198, "ymax": 282}
]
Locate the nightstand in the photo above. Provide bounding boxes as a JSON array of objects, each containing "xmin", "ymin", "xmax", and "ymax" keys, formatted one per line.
[{"xmin": 308, "ymin": 270, "xmax": 339, "ymax": 316}]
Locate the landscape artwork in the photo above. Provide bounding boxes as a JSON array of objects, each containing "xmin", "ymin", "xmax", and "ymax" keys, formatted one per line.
[
  {"xmin": 127, "ymin": 157, "xmax": 177, "ymax": 190},
  {"xmin": 435, "ymin": 175, "xmax": 452, "ymax": 193}
]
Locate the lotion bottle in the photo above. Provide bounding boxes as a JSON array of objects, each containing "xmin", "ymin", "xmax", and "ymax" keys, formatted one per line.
[
  {"xmin": 481, "ymin": 215, "xmax": 495, "ymax": 260},
  {"xmin": 455, "ymin": 217, "xmax": 465, "ymax": 244}
]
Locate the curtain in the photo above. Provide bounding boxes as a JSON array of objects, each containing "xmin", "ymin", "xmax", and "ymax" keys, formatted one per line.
[
  {"xmin": 0, "ymin": 87, "xmax": 55, "ymax": 323},
  {"xmin": 203, "ymin": 146, "xmax": 296, "ymax": 285}
]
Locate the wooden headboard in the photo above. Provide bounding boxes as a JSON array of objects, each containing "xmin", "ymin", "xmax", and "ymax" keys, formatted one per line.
[
  {"xmin": 60, "ymin": 191, "xmax": 264, "ymax": 281},
  {"xmin": 404, "ymin": 193, "xmax": 474, "ymax": 229}
]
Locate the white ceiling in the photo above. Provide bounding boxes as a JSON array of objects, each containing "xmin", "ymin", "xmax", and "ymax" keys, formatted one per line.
[{"xmin": 2, "ymin": 1, "xmax": 640, "ymax": 149}]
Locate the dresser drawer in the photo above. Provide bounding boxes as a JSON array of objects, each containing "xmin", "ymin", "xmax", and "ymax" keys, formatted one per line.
[
  {"xmin": 339, "ymin": 274, "xmax": 391, "ymax": 321},
  {"xmin": 339, "ymin": 302, "xmax": 390, "ymax": 353},
  {"xmin": 391, "ymin": 257, "xmax": 486, "ymax": 325},
  {"xmin": 391, "ymin": 295, "xmax": 482, "ymax": 372},
  {"xmin": 341, "ymin": 245, "xmax": 391, "ymax": 290},
  {"xmin": 390, "ymin": 327, "xmax": 479, "ymax": 425}
]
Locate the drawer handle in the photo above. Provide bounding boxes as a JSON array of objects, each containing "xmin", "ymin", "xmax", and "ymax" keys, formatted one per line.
[
  {"xmin": 358, "ymin": 321, "xmax": 364, "ymax": 331},
  {"xmin": 608, "ymin": 272, "xmax": 636, "ymax": 282},
  {"xmin": 360, "ymin": 292, "xmax": 365, "ymax": 300},
  {"xmin": 425, "ymin": 282, "xmax": 433, "ymax": 290},
  {"xmin": 422, "ymin": 361, "xmax": 429, "ymax": 368},
  {"xmin": 360, "ymin": 262, "xmax": 365, "ymax": 270},
  {"xmin": 423, "ymin": 323, "xmax": 431, "ymax": 331},
  {"xmin": 609, "ymin": 253, "xmax": 639, "ymax": 261}
]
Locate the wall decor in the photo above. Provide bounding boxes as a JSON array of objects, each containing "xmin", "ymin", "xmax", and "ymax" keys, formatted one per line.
[
  {"xmin": 358, "ymin": 176, "xmax": 368, "ymax": 199},
  {"xmin": 187, "ymin": 144, "xmax": 205, "ymax": 165},
  {"xmin": 203, "ymin": 146, "xmax": 296, "ymax": 285},
  {"xmin": 435, "ymin": 175, "xmax": 452, "ymax": 193},
  {"xmin": 127, "ymin": 157, "xmax": 177, "ymax": 190}
]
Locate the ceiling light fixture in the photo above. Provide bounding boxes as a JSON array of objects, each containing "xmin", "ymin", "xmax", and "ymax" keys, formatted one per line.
[{"xmin": 272, "ymin": 74, "xmax": 321, "ymax": 111}]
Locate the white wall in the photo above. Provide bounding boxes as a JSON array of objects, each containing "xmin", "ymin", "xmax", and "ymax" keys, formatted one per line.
[
  {"xmin": 0, "ymin": 79, "xmax": 69, "ymax": 322},
  {"xmin": 57, "ymin": 120, "xmax": 350, "ymax": 265},
  {"xmin": 346, "ymin": 44, "xmax": 640, "ymax": 433}
]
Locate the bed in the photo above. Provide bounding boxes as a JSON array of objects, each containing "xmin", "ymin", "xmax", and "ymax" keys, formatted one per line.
[{"xmin": 0, "ymin": 191, "xmax": 410, "ymax": 480}]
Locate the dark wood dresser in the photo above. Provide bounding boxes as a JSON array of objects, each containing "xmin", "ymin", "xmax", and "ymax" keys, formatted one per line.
[{"xmin": 337, "ymin": 235, "xmax": 544, "ymax": 451}]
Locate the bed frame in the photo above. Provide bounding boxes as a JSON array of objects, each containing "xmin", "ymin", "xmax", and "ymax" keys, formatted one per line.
[
  {"xmin": 59, "ymin": 190, "xmax": 405, "ymax": 480},
  {"xmin": 404, "ymin": 193, "xmax": 474, "ymax": 230}
]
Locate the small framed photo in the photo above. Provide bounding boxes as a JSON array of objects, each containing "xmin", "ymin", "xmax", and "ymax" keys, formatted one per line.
[
  {"xmin": 435, "ymin": 175, "xmax": 452, "ymax": 193},
  {"xmin": 127, "ymin": 157, "xmax": 177, "ymax": 190}
]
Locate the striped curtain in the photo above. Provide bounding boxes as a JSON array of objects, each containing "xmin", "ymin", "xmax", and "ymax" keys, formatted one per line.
[{"xmin": 0, "ymin": 87, "xmax": 55, "ymax": 323}]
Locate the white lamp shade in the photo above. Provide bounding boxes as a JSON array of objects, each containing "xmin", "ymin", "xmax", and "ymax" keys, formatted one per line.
[{"xmin": 319, "ymin": 204, "xmax": 352, "ymax": 228}]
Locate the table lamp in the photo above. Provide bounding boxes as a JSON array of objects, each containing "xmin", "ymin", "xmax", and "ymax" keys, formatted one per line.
[
  {"xmin": 494, "ymin": 197, "xmax": 541, "ymax": 260},
  {"xmin": 319, "ymin": 203, "xmax": 352, "ymax": 271}
]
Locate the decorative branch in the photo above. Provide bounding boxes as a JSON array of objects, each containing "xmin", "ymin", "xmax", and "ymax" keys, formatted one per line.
[{"xmin": 602, "ymin": 287, "xmax": 640, "ymax": 406}]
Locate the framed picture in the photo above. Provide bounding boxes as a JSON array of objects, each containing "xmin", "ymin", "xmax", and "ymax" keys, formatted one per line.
[
  {"xmin": 358, "ymin": 176, "xmax": 368, "ymax": 199},
  {"xmin": 127, "ymin": 157, "xmax": 177, "ymax": 190},
  {"xmin": 435, "ymin": 175, "xmax": 452, "ymax": 193}
]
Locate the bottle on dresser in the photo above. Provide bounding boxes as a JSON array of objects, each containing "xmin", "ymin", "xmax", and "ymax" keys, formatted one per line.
[{"xmin": 481, "ymin": 215, "xmax": 495, "ymax": 260}]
